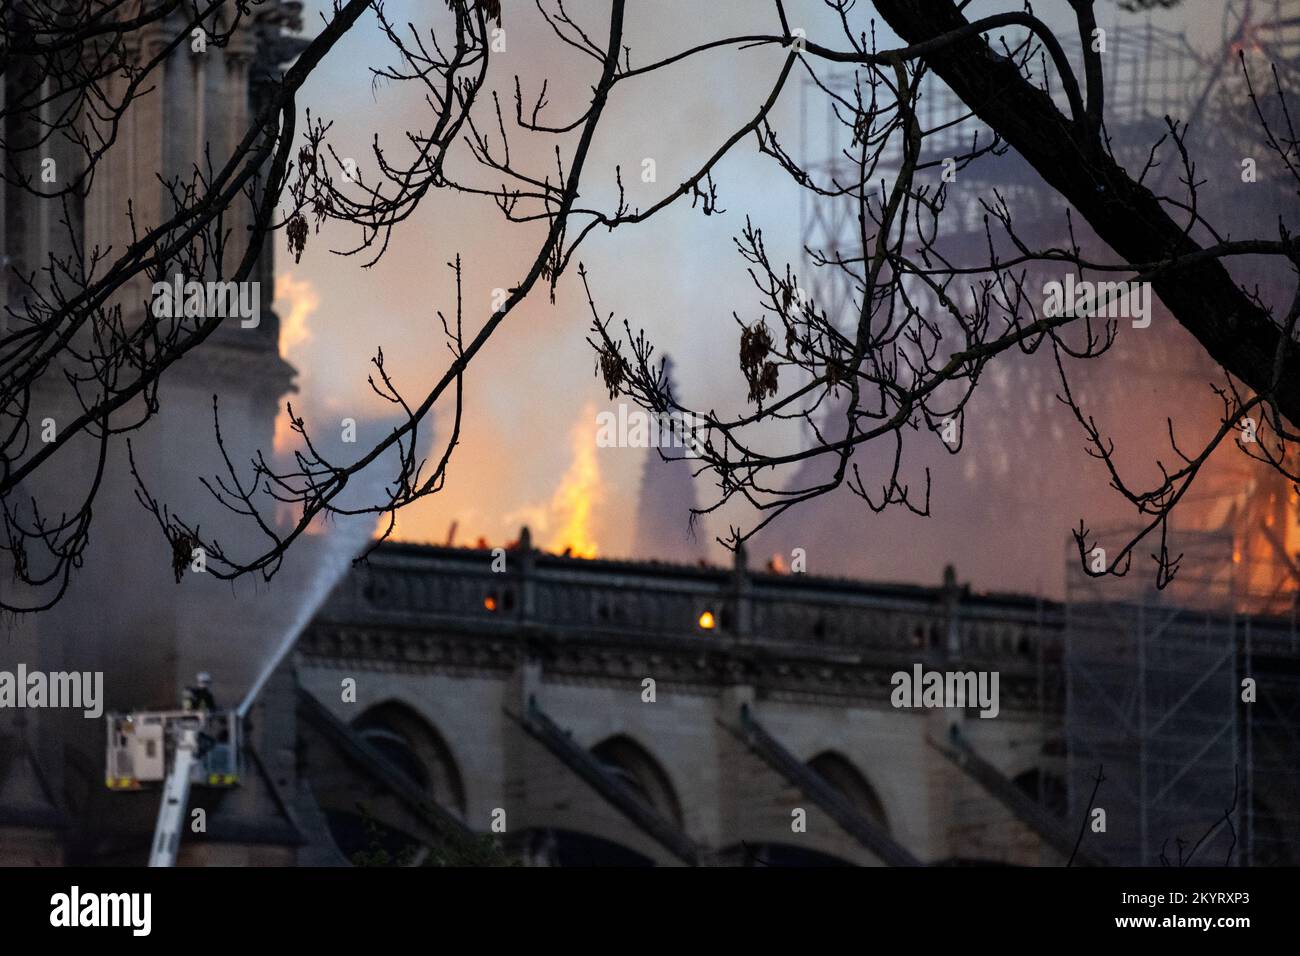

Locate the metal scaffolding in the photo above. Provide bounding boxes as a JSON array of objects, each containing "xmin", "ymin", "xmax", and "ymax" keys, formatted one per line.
[
  {"xmin": 793, "ymin": 4, "xmax": 1300, "ymax": 865},
  {"xmin": 1240, "ymin": 610, "xmax": 1300, "ymax": 866},
  {"xmin": 1064, "ymin": 529, "xmax": 1241, "ymax": 866},
  {"xmin": 798, "ymin": 3, "xmax": 1300, "ymax": 294}
]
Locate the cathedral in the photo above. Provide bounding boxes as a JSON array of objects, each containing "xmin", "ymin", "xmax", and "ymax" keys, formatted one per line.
[{"xmin": 0, "ymin": 2, "xmax": 1297, "ymax": 868}]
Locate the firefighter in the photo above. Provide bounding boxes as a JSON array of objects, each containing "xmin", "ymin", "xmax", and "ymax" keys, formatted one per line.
[{"xmin": 183, "ymin": 672, "xmax": 217, "ymax": 712}]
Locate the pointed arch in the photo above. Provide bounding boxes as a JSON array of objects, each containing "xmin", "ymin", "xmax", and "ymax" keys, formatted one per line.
[
  {"xmin": 524, "ymin": 828, "xmax": 656, "ymax": 867},
  {"xmin": 731, "ymin": 841, "xmax": 857, "ymax": 867},
  {"xmin": 352, "ymin": 701, "xmax": 466, "ymax": 819},
  {"xmin": 591, "ymin": 734, "xmax": 683, "ymax": 828},
  {"xmin": 807, "ymin": 750, "xmax": 889, "ymax": 829},
  {"xmin": 1013, "ymin": 767, "xmax": 1068, "ymax": 817}
]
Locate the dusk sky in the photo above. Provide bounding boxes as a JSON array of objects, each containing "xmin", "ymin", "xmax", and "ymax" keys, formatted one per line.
[{"xmin": 273, "ymin": 0, "xmax": 1242, "ymax": 584}]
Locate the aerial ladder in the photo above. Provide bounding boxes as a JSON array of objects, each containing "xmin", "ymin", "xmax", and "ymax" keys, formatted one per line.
[
  {"xmin": 105, "ymin": 674, "xmax": 243, "ymax": 867},
  {"xmin": 104, "ymin": 536, "xmax": 349, "ymax": 866}
]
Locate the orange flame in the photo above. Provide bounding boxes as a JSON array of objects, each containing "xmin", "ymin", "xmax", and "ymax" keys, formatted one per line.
[
  {"xmin": 549, "ymin": 407, "xmax": 603, "ymax": 558},
  {"xmin": 506, "ymin": 404, "xmax": 604, "ymax": 558}
]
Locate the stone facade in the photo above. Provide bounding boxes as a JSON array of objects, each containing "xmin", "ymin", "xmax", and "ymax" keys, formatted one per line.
[
  {"xmin": 296, "ymin": 541, "xmax": 1074, "ymax": 865},
  {"xmin": 294, "ymin": 538, "xmax": 1300, "ymax": 866}
]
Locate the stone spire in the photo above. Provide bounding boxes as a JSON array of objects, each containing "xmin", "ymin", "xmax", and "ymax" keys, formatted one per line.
[{"xmin": 631, "ymin": 356, "xmax": 708, "ymax": 564}]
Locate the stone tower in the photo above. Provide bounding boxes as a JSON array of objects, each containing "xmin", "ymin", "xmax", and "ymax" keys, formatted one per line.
[{"xmin": 0, "ymin": 3, "xmax": 312, "ymax": 863}]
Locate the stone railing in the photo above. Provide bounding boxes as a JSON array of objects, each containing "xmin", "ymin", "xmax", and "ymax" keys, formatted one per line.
[
  {"xmin": 311, "ymin": 539, "xmax": 1300, "ymax": 667},
  {"xmin": 312, "ymin": 540, "xmax": 1073, "ymax": 669}
]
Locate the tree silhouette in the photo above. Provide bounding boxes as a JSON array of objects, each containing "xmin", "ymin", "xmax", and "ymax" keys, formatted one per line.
[{"xmin": 3, "ymin": 0, "xmax": 1297, "ymax": 613}]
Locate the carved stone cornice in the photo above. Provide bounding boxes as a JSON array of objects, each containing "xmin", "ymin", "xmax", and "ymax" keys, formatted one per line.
[
  {"xmin": 301, "ymin": 541, "xmax": 1296, "ymax": 717},
  {"xmin": 297, "ymin": 618, "xmax": 1060, "ymax": 715},
  {"xmin": 176, "ymin": 338, "xmax": 297, "ymax": 399}
]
